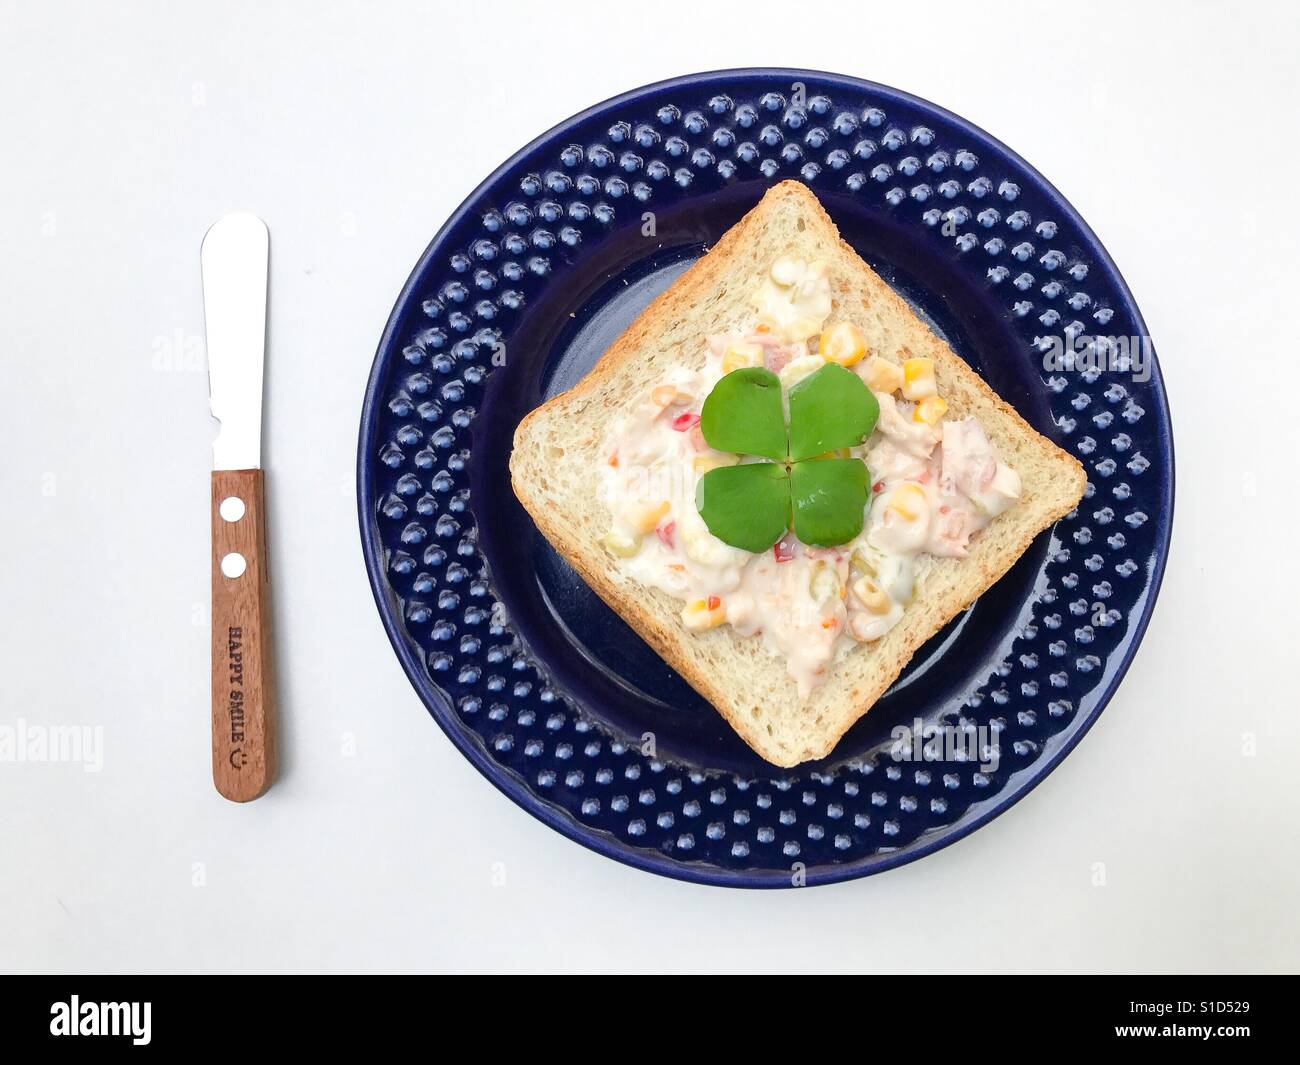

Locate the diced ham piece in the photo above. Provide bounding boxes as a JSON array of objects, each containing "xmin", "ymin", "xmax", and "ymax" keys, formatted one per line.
[
  {"xmin": 940, "ymin": 418, "xmax": 998, "ymax": 498},
  {"xmin": 875, "ymin": 393, "xmax": 940, "ymax": 458},
  {"xmin": 745, "ymin": 331, "xmax": 785, "ymax": 349},
  {"xmin": 766, "ymin": 347, "xmax": 793, "ymax": 374}
]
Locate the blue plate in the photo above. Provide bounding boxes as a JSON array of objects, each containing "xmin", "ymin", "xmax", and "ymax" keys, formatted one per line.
[{"xmin": 358, "ymin": 69, "xmax": 1174, "ymax": 887}]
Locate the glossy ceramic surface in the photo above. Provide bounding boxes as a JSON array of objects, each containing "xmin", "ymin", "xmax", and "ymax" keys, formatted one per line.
[{"xmin": 358, "ymin": 70, "xmax": 1173, "ymax": 887}]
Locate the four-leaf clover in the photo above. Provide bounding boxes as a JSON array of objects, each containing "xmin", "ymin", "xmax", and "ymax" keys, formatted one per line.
[{"xmin": 695, "ymin": 363, "xmax": 880, "ymax": 551}]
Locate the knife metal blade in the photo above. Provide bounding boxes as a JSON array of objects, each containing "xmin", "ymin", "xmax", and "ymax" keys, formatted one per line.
[{"xmin": 202, "ymin": 213, "xmax": 269, "ymax": 471}]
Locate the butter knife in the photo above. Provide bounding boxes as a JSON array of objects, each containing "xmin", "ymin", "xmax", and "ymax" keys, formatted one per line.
[{"xmin": 202, "ymin": 212, "xmax": 276, "ymax": 802}]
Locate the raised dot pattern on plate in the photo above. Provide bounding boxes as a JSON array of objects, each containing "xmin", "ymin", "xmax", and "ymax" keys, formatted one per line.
[{"xmin": 360, "ymin": 72, "xmax": 1170, "ymax": 886}]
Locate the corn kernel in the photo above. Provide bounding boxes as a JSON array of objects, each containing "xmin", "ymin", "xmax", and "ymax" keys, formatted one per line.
[
  {"xmin": 913, "ymin": 395, "xmax": 948, "ymax": 425},
  {"xmin": 819, "ymin": 322, "xmax": 867, "ymax": 367},
  {"xmin": 722, "ymin": 341, "xmax": 764, "ymax": 374},
  {"xmin": 849, "ymin": 547, "xmax": 879, "ymax": 577},
  {"xmin": 808, "ymin": 559, "xmax": 840, "ymax": 602},
  {"xmin": 622, "ymin": 499, "xmax": 669, "ymax": 535},
  {"xmin": 851, "ymin": 577, "xmax": 893, "ymax": 615},
  {"xmin": 778, "ymin": 353, "xmax": 825, "ymax": 390},
  {"xmin": 681, "ymin": 597, "xmax": 726, "ymax": 631},
  {"xmin": 769, "ymin": 257, "xmax": 803, "ymax": 286},
  {"xmin": 601, "ymin": 531, "xmax": 640, "ymax": 558},
  {"xmin": 860, "ymin": 355, "xmax": 904, "ymax": 394},
  {"xmin": 887, "ymin": 483, "xmax": 927, "ymax": 522},
  {"xmin": 901, "ymin": 357, "xmax": 937, "ymax": 400},
  {"xmin": 682, "ymin": 525, "xmax": 733, "ymax": 566},
  {"xmin": 849, "ymin": 614, "xmax": 887, "ymax": 643},
  {"xmin": 649, "ymin": 384, "xmax": 678, "ymax": 409},
  {"xmin": 783, "ymin": 315, "xmax": 822, "ymax": 344}
]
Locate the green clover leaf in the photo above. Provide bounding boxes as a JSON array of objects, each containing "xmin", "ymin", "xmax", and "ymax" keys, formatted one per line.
[
  {"xmin": 693, "ymin": 462, "xmax": 791, "ymax": 553},
  {"xmin": 788, "ymin": 363, "xmax": 882, "ymax": 462},
  {"xmin": 790, "ymin": 457, "xmax": 869, "ymax": 547},
  {"xmin": 698, "ymin": 366, "xmax": 786, "ymax": 461},
  {"xmin": 695, "ymin": 363, "xmax": 880, "ymax": 551}
]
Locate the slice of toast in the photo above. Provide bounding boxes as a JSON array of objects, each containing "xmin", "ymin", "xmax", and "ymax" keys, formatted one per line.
[{"xmin": 510, "ymin": 181, "xmax": 1086, "ymax": 767}]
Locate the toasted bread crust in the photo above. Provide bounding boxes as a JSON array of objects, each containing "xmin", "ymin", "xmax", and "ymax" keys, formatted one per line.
[{"xmin": 511, "ymin": 181, "xmax": 1085, "ymax": 766}]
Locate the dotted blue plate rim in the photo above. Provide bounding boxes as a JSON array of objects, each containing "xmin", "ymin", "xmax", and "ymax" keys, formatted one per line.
[{"xmin": 357, "ymin": 69, "xmax": 1174, "ymax": 888}]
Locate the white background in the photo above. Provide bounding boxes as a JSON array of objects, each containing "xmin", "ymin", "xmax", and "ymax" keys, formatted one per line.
[{"xmin": 2, "ymin": 0, "xmax": 1297, "ymax": 974}]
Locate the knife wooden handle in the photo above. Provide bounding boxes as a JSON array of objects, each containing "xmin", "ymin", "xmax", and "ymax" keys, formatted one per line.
[{"xmin": 211, "ymin": 468, "xmax": 276, "ymax": 801}]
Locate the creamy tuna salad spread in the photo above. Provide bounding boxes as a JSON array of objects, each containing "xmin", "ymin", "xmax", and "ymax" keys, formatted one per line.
[{"xmin": 600, "ymin": 258, "xmax": 1022, "ymax": 698}]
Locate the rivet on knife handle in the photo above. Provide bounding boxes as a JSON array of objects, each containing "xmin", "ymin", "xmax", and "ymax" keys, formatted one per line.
[
  {"xmin": 202, "ymin": 212, "xmax": 275, "ymax": 801},
  {"xmin": 211, "ymin": 468, "xmax": 276, "ymax": 800}
]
